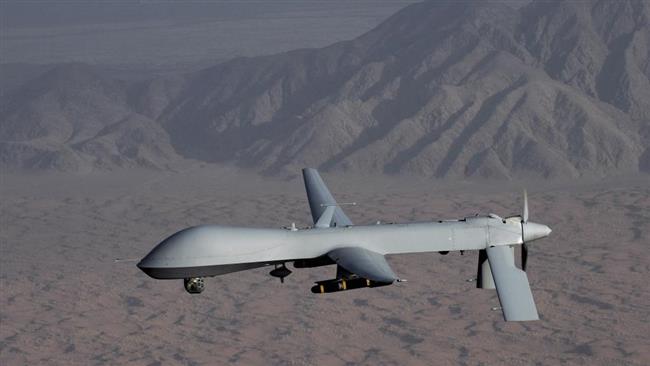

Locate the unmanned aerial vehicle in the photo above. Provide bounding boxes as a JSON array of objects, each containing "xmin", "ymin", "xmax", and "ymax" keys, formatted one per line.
[{"xmin": 138, "ymin": 169, "xmax": 551, "ymax": 321}]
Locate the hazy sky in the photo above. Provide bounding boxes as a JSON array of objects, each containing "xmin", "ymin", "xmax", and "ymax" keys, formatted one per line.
[{"xmin": 1, "ymin": 1, "xmax": 417, "ymax": 68}]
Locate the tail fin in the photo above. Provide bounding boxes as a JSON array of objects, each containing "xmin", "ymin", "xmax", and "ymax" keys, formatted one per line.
[{"xmin": 302, "ymin": 168, "xmax": 353, "ymax": 227}]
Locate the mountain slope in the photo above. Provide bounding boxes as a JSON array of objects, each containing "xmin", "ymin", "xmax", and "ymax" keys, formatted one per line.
[
  {"xmin": 1, "ymin": 0, "xmax": 648, "ymax": 178},
  {"xmin": 0, "ymin": 63, "xmax": 183, "ymax": 171},
  {"xmin": 161, "ymin": 0, "xmax": 648, "ymax": 178}
]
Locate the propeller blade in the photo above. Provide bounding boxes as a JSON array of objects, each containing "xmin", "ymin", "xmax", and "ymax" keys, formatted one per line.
[
  {"xmin": 519, "ymin": 191, "xmax": 530, "ymax": 271},
  {"xmin": 522, "ymin": 190, "xmax": 529, "ymax": 223},
  {"xmin": 522, "ymin": 243, "xmax": 528, "ymax": 271}
]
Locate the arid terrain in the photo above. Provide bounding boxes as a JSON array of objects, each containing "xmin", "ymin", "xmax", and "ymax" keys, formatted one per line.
[
  {"xmin": 1, "ymin": 0, "xmax": 649, "ymax": 364},
  {"xmin": 1, "ymin": 167, "xmax": 648, "ymax": 365},
  {"xmin": 2, "ymin": 1, "xmax": 649, "ymax": 178}
]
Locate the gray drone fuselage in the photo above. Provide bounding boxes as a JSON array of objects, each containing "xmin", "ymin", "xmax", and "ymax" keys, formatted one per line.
[
  {"xmin": 138, "ymin": 217, "xmax": 549, "ymax": 280},
  {"xmin": 137, "ymin": 168, "xmax": 551, "ymax": 321}
]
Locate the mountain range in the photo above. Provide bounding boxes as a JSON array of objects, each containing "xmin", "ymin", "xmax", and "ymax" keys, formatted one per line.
[{"xmin": 1, "ymin": 0, "xmax": 648, "ymax": 179}]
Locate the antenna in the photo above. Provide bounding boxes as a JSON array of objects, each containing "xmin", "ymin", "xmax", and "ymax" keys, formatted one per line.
[
  {"xmin": 114, "ymin": 258, "xmax": 139, "ymax": 263},
  {"xmin": 320, "ymin": 202, "xmax": 357, "ymax": 207}
]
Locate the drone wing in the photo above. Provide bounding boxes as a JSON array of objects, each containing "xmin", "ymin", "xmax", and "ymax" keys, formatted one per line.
[
  {"xmin": 327, "ymin": 247, "xmax": 398, "ymax": 283},
  {"xmin": 487, "ymin": 245, "xmax": 539, "ymax": 321},
  {"xmin": 303, "ymin": 169, "xmax": 396, "ymax": 283}
]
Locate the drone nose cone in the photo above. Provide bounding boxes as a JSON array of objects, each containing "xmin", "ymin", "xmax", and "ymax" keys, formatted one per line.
[
  {"xmin": 523, "ymin": 222, "xmax": 551, "ymax": 242},
  {"xmin": 137, "ymin": 252, "xmax": 158, "ymax": 277},
  {"xmin": 136, "ymin": 257, "xmax": 150, "ymax": 270}
]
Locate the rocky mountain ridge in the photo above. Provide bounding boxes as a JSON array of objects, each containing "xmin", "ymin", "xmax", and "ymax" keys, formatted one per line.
[{"xmin": 1, "ymin": 0, "xmax": 648, "ymax": 178}]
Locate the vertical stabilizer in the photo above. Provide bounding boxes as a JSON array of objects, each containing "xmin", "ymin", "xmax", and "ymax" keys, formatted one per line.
[{"xmin": 302, "ymin": 168, "xmax": 353, "ymax": 227}]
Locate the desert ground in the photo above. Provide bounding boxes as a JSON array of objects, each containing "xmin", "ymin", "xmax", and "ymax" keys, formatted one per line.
[
  {"xmin": 2, "ymin": 0, "xmax": 649, "ymax": 364},
  {"xmin": 1, "ymin": 166, "xmax": 648, "ymax": 365}
]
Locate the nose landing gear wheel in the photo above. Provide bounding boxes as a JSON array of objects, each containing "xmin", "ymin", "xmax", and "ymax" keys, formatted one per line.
[{"xmin": 184, "ymin": 277, "xmax": 205, "ymax": 294}]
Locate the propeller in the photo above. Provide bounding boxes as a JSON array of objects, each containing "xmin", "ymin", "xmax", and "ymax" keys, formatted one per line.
[
  {"xmin": 521, "ymin": 241, "xmax": 528, "ymax": 271},
  {"xmin": 522, "ymin": 190, "xmax": 528, "ymax": 223},
  {"xmin": 521, "ymin": 190, "xmax": 529, "ymax": 271}
]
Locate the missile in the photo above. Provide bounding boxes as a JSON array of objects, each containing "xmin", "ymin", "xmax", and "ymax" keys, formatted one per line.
[{"xmin": 310, "ymin": 278, "xmax": 391, "ymax": 294}]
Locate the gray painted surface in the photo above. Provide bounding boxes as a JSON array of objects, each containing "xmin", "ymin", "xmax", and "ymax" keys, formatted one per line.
[
  {"xmin": 303, "ymin": 168, "xmax": 353, "ymax": 227},
  {"xmin": 138, "ymin": 168, "xmax": 551, "ymax": 321},
  {"xmin": 327, "ymin": 247, "xmax": 398, "ymax": 283},
  {"xmin": 487, "ymin": 245, "xmax": 539, "ymax": 321}
]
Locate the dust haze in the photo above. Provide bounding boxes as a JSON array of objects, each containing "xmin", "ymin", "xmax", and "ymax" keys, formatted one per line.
[{"xmin": 1, "ymin": 1, "xmax": 649, "ymax": 365}]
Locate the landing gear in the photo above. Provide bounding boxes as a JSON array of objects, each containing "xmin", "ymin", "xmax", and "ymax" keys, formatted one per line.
[
  {"xmin": 184, "ymin": 277, "xmax": 205, "ymax": 294},
  {"xmin": 269, "ymin": 263, "xmax": 292, "ymax": 283}
]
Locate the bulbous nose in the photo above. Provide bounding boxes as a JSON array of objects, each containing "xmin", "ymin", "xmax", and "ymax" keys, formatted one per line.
[{"xmin": 523, "ymin": 222, "xmax": 552, "ymax": 242}]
